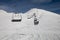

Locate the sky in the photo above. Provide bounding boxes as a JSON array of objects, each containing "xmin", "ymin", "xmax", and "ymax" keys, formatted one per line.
[
  {"xmin": 0, "ymin": 0, "xmax": 60, "ymax": 3},
  {"xmin": 0, "ymin": 0, "xmax": 60, "ymax": 14}
]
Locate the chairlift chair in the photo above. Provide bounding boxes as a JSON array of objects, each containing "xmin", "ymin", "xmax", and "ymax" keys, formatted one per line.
[
  {"xmin": 34, "ymin": 13, "xmax": 39, "ymax": 25},
  {"xmin": 34, "ymin": 17, "xmax": 39, "ymax": 25},
  {"xmin": 27, "ymin": 13, "xmax": 39, "ymax": 25},
  {"xmin": 11, "ymin": 13, "xmax": 22, "ymax": 22}
]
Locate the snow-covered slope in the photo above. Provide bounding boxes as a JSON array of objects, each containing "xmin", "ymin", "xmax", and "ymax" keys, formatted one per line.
[{"xmin": 0, "ymin": 8, "xmax": 60, "ymax": 40}]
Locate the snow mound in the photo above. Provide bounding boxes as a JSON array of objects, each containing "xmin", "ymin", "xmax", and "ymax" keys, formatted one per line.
[
  {"xmin": 25, "ymin": 8, "xmax": 59, "ymax": 19},
  {"xmin": 0, "ymin": 8, "xmax": 60, "ymax": 40}
]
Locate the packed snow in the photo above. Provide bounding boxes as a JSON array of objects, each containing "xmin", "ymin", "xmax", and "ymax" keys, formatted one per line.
[{"xmin": 0, "ymin": 8, "xmax": 60, "ymax": 40}]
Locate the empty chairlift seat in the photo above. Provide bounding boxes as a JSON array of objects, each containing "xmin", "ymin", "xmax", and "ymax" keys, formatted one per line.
[
  {"xmin": 34, "ymin": 13, "xmax": 39, "ymax": 25},
  {"xmin": 34, "ymin": 17, "xmax": 39, "ymax": 25},
  {"xmin": 11, "ymin": 13, "xmax": 22, "ymax": 22}
]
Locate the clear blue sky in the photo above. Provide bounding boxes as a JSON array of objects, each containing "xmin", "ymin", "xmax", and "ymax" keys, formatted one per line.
[
  {"xmin": 0, "ymin": 0, "xmax": 60, "ymax": 14},
  {"xmin": 0, "ymin": 0, "xmax": 60, "ymax": 3}
]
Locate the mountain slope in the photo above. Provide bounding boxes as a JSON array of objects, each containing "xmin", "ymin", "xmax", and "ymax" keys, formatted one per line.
[{"xmin": 0, "ymin": 8, "xmax": 60, "ymax": 40}]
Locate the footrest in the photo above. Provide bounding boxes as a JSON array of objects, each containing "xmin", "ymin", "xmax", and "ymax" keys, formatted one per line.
[{"xmin": 12, "ymin": 19, "xmax": 21, "ymax": 22}]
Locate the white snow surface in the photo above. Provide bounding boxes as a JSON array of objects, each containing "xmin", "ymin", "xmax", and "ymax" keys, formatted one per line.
[{"xmin": 0, "ymin": 8, "xmax": 60, "ymax": 40}]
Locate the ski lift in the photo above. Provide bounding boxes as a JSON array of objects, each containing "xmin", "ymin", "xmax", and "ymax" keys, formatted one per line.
[
  {"xmin": 27, "ymin": 13, "xmax": 39, "ymax": 25},
  {"xmin": 34, "ymin": 13, "xmax": 39, "ymax": 25},
  {"xmin": 34, "ymin": 17, "xmax": 39, "ymax": 25},
  {"xmin": 11, "ymin": 13, "xmax": 22, "ymax": 22}
]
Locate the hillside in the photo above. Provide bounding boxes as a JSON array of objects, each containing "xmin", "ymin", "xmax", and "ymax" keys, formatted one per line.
[{"xmin": 0, "ymin": 8, "xmax": 60, "ymax": 40}]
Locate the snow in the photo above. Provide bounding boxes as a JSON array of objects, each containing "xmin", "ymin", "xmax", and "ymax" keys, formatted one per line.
[{"xmin": 0, "ymin": 8, "xmax": 60, "ymax": 40}]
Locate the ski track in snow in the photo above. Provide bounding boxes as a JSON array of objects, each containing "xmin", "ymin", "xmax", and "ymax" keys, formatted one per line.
[{"xmin": 0, "ymin": 8, "xmax": 60, "ymax": 40}]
